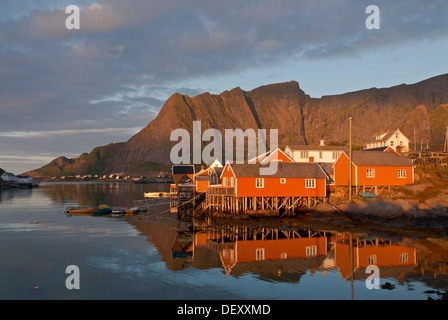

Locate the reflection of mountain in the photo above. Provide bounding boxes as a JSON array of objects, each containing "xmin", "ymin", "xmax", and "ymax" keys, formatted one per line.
[{"xmin": 39, "ymin": 182, "xmax": 169, "ymax": 207}]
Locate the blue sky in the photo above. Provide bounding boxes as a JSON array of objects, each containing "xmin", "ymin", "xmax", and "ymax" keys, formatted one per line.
[{"xmin": 1, "ymin": 0, "xmax": 448, "ymax": 174}]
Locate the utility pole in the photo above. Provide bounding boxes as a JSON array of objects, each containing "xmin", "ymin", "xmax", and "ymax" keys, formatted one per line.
[
  {"xmin": 444, "ymin": 125, "xmax": 448, "ymax": 152},
  {"xmin": 349, "ymin": 117, "xmax": 352, "ymax": 201},
  {"xmin": 413, "ymin": 126, "xmax": 416, "ymax": 151}
]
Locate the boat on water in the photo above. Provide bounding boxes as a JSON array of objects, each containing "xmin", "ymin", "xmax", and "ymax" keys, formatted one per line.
[
  {"xmin": 93, "ymin": 204, "xmax": 112, "ymax": 216},
  {"xmin": 65, "ymin": 207, "xmax": 97, "ymax": 215},
  {"xmin": 144, "ymin": 192, "xmax": 170, "ymax": 198},
  {"xmin": 111, "ymin": 208, "xmax": 126, "ymax": 216},
  {"xmin": 124, "ymin": 207, "xmax": 139, "ymax": 215}
]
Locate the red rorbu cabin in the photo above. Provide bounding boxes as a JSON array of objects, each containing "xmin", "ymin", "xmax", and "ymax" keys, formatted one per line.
[
  {"xmin": 206, "ymin": 162, "xmax": 328, "ymax": 215},
  {"xmin": 333, "ymin": 151, "xmax": 414, "ymax": 194}
]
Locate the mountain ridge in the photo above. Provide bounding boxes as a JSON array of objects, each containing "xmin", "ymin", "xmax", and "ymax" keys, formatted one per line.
[{"xmin": 25, "ymin": 73, "xmax": 448, "ymax": 177}]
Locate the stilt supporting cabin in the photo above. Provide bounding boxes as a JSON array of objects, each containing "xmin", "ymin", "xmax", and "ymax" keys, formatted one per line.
[{"xmin": 202, "ymin": 186, "xmax": 326, "ymax": 216}]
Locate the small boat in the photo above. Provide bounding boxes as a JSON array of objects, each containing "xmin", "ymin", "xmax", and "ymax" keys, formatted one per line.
[
  {"xmin": 124, "ymin": 207, "xmax": 139, "ymax": 215},
  {"xmin": 358, "ymin": 192, "xmax": 378, "ymax": 199},
  {"xmin": 144, "ymin": 192, "xmax": 170, "ymax": 198},
  {"xmin": 94, "ymin": 205, "xmax": 112, "ymax": 216},
  {"xmin": 111, "ymin": 208, "xmax": 126, "ymax": 216},
  {"xmin": 66, "ymin": 207, "xmax": 97, "ymax": 215}
]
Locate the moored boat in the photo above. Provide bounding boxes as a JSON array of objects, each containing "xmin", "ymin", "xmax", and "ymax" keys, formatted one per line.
[
  {"xmin": 93, "ymin": 205, "xmax": 112, "ymax": 216},
  {"xmin": 65, "ymin": 207, "xmax": 97, "ymax": 215},
  {"xmin": 124, "ymin": 207, "xmax": 139, "ymax": 215}
]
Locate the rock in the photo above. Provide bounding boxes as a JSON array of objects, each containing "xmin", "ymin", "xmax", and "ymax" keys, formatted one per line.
[{"xmin": 381, "ymin": 282, "xmax": 395, "ymax": 290}]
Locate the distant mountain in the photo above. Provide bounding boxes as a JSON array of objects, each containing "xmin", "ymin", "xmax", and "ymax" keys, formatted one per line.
[{"xmin": 26, "ymin": 73, "xmax": 448, "ymax": 177}]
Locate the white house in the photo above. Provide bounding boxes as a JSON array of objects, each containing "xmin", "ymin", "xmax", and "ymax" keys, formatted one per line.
[
  {"xmin": 364, "ymin": 129, "xmax": 411, "ymax": 152},
  {"xmin": 1, "ymin": 173, "xmax": 33, "ymax": 183},
  {"xmin": 1, "ymin": 172, "xmax": 17, "ymax": 182},
  {"xmin": 16, "ymin": 175, "xmax": 33, "ymax": 183},
  {"xmin": 284, "ymin": 142, "xmax": 348, "ymax": 163}
]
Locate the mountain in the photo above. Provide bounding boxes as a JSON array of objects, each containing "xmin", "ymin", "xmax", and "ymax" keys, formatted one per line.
[{"xmin": 26, "ymin": 73, "xmax": 448, "ymax": 177}]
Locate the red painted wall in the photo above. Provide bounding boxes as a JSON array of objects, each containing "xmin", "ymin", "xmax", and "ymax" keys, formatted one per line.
[{"xmin": 220, "ymin": 164, "xmax": 326, "ymax": 197}]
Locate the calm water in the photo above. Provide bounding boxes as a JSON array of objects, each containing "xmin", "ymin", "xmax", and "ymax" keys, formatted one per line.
[{"xmin": 1, "ymin": 182, "xmax": 447, "ymax": 300}]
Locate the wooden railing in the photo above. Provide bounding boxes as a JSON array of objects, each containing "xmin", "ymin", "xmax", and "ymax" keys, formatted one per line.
[{"xmin": 206, "ymin": 186, "xmax": 235, "ymax": 196}]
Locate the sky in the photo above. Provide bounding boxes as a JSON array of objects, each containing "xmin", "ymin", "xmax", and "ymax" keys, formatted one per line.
[{"xmin": 1, "ymin": 0, "xmax": 448, "ymax": 174}]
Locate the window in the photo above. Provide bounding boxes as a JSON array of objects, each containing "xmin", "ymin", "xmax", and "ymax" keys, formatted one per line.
[
  {"xmin": 332, "ymin": 151, "xmax": 340, "ymax": 160},
  {"xmin": 400, "ymin": 141, "xmax": 403, "ymax": 146},
  {"xmin": 256, "ymin": 248, "xmax": 265, "ymax": 261},
  {"xmin": 256, "ymin": 178, "xmax": 264, "ymax": 188},
  {"xmin": 280, "ymin": 178, "xmax": 286, "ymax": 184},
  {"xmin": 366, "ymin": 169, "xmax": 375, "ymax": 178},
  {"xmin": 319, "ymin": 151, "xmax": 323, "ymax": 159},
  {"xmin": 230, "ymin": 177, "xmax": 234, "ymax": 187},
  {"xmin": 300, "ymin": 151, "xmax": 309, "ymax": 159},
  {"xmin": 398, "ymin": 169, "xmax": 406, "ymax": 178},
  {"xmin": 306, "ymin": 246, "xmax": 317, "ymax": 257},
  {"xmin": 400, "ymin": 253, "xmax": 408, "ymax": 263},
  {"xmin": 368, "ymin": 255, "xmax": 377, "ymax": 265},
  {"xmin": 390, "ymin": 141, "xmax": 394, "ymax": 146},
  {"xmin": 281, "ymin": 252, "xmax": 287, "ymax": 260},
  {"xmin": 305, "ymin": 179, "xmax": 316, "ymax": 188},
  {"xmin": 222, "ymin": 177, "xmax": 227, "ymax": 186},
  {"xmin": 396, "ymin": 133, "xmax": 399, "ymax": 138}
]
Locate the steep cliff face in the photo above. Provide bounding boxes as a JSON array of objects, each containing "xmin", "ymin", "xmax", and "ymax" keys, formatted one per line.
[
  {"xmin": 28, "ymin": 73, "xmax": 448, "ymax": 177},
  {"xmin": 111, "ymin": 80, "xmax": 310, "ymax": 173}
]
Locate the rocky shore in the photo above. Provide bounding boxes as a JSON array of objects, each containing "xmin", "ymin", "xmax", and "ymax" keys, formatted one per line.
[{"xmin": 304, "ymin": 183, "xmax": 448, "ymax": 235}]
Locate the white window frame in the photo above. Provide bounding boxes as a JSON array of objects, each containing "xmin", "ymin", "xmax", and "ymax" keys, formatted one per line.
[
  {"xmin": 366, "ymin": 168, "xmax": 375, "ymax": 178},
  {"xmin": 256, "ymin": 178, "xmax": 264, "ymax": 188},
  {"xmin": 332, "ymin": 151, "xmax": 341, "ymax": 160},
  {"xmin": 256, "ymin": 248, "xmax": 265, "ymax": 261},
  {"xmin": 222, "ymin": 177, "xmax": 227, "ymax": 186},
  {"xmin": 398, "ymin": 169, "xmax": 406, "ymax": 178},
  {"xmin": 368, "ymin": 255, "xmax": 377, "ymax": 265},
  {"xmin": 400, "ymin": 252, "xmax": 408, "ymax": 263},
  {"xmin": 300, "ymin": 151, "xmax": 309, "ymax": 159},
  {"xmin": 305, "ymin": 179, "xmax": 316, "ymax": 188},
  {"xmin": 280, "ymin": 178, "xmax": 286, "ymax": 184},
  {"xmin": 306, "ymin": 246, "xmax": 317, "ymax": 257}
]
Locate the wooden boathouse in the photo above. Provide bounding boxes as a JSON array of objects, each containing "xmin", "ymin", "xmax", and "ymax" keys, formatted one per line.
[{"xmin": 202, "ymin": 161, "xmax": 328, "ymax": 216}]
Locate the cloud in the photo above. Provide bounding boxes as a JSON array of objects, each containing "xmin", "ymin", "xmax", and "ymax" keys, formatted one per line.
[{"xmin": 1, "ymin": 0, "xmax": 448, "ymax": 173}]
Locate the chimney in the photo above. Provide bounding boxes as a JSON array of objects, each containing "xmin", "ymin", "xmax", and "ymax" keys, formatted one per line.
[{"xmin": 319, "ymin": 139, "xmax": 325, "ymax": 146}]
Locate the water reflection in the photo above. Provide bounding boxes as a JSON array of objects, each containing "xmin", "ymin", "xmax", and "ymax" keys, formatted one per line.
[
  {"xmin": 0, "ymin": 188, "xmax": 33, "ymax": 204},
  {"xmin": 30, "ymin": 182, "xmax": 168, "ymax": 208},
  {"xmin": 129, "ymin": 216, "xmax": 448, "ymax": 293}
]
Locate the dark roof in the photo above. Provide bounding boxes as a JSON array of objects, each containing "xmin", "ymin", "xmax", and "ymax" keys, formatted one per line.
[
  {"xmin": 349, "ymin": 151, "xmax": 413, "ymax": 166},
  {"xmin": 317, "ymin": 162, "xmax": 334, "ymax": 175},
  {"xmin": 286, "ymin": 145, "xmax": 349, "ymax": 151},
  {"xmin": 362, "ymin": 146, "xmax": 392, "ymax": 151},
  {"xmin": 229, "ymin": 162, "xmax": 328, "ymax": 179},
  {"xmin": 172, "ymin": 165, "xmax": 195, "ymax": 175},
  {"xmin": 426, "ymin": 145, "xmax": 447, "ymax": 152}
]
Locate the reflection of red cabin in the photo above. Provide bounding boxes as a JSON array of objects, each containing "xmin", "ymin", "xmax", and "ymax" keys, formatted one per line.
[
  {"xmin": 333, "ymin": 151, "xmax": 414, "ymax": 187},
  {"xmin": 220, "ymin": 162, "xmax": 328, "ymax": 198},
  {"xmin": 216, "ymin": 233, "xmax": 328, "ymax": 275},
  {"xmin": 335, "ymin": 239, "xmax": 416, "ymax": 280}
]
